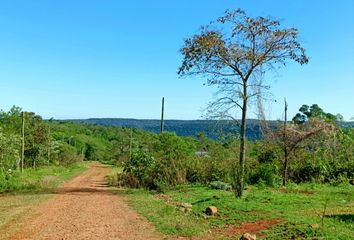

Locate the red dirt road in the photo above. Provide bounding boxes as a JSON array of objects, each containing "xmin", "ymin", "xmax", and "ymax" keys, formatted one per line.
[{"xmin": 6, "ymin": 164, "xmax": 162, "ymax": 240}]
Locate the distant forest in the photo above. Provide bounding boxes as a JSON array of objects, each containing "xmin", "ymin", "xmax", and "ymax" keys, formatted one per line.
[{"xmin": 67, "ymin": 118, "xmax": 354, "ymax": 141}]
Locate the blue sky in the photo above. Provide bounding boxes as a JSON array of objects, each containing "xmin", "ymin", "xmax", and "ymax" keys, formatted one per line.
[{"xmin": 0, "ymin": 0, "xmax": 353, "ymax": 120}]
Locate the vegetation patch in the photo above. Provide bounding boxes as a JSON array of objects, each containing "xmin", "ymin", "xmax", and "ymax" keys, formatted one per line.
[
  {"xmin": 124, "ymin": 188, "xmax": 209, "ymax": 237},
  {"xmin": 0, "ymin": 163, "xmax": 87, "ymax": 193},
  {"xmin": 124, "ymin": 184, "xmax": 354, "ymax": 239}
]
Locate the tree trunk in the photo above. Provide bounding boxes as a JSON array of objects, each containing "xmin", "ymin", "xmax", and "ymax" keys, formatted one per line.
[{"xmin": 236, "ymin": 86, "xmax": 247, "ymax": 197}]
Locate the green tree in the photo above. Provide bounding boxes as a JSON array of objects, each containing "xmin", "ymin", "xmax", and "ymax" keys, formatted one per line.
[
  {"xmin": 23, "ymin": 112, "xmax": 49, "ymax": 168},
  {"xmin": 0, "ymin": 128, "xmax": 21, "ymax": 170},
  {"xmin": 292, "ymin": 104, "xmax": 341, "ymax": 124},
  {"xmin": 178, "ymin": 9, "xmax": 308, "ymax": 197}
]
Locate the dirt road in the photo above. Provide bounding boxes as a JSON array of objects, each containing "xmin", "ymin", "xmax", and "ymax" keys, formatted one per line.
[{"xmin": 6, "ymin": 164, "xmax": 162, "ymax": 240}]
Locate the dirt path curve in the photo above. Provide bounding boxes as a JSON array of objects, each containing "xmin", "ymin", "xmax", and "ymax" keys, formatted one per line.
[{"xmin": 9, "ymin": 164, "xmax": 163, "ymax": 240}]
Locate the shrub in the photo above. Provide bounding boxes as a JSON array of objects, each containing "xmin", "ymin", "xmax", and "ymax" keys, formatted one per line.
[
  {"xmin": 152, "ymin": 132, "xmax": 195, "ymax": 186},
  {"xmin": 291, "ymin": 160, "xmax": 328, "ymax": 183},
  {"xmin": 57, "ymin": 143, "xmax": 83, "ymax": 166},
  {"xmin": 248, "ymin": 163, "xmax": 279, "ymax": 187},
  {"xmin": 122, "ymin": 148, "xmax": 155, "ymax": 187},
  {"xmin": 116, "ymin": 172, "xmax": 141, "ymax": 188}
]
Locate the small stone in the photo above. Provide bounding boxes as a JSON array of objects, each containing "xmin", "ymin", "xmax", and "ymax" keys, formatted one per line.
[
  {"xmin": 310, "ymin": 223, "xmax": 320, "ymax": 229},
  {"xmin": 175, "ymin": 224, "xmax": 182, "ymax": 231},
  {"xmin": 178, "ymin": 207, "xmax": 191, "ymax": 213},
  {"xmin": 240, "ymin": 233, "xmax": 257, "ymax": 240},
  {"xmin": 177, "ymin": 202, "xmax": 192, "ymax": 209},
  {"xmin": 205, "ymin": 206, "xmax": 218, "ymax": 216},
  {"xmin": 176, "ymin": 202, "xmax": 192, "ymax": 213}
]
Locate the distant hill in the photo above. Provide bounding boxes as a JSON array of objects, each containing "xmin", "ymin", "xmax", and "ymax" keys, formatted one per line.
[
  {"xmin": 68, "ymin": 118, "xmax": 276, "ymax": 140},
  {"xmin": 67, "ymin": 118, "xmax": 354, "ymax": 141},
  {"xmin": 340, "ymin": 121, "xmax": 354, "ymax": 129}
]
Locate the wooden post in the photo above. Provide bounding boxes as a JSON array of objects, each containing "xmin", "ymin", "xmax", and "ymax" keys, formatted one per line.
[
  {"xmin": 283, "ymin": 98, "xmax": 288, "ymax": 141},
  {"xmin": 282, "ymin": 98, "xmax": 288, "ymax": 186},
  {"xmin": 47, "ymin": 124, "xmax": 51, "ymax": 166},
  {"xmin": 160, "ymin": 97, "xmax": 165, "ymax": 134},
  {"xmin": 21, "ymin": 111, "xmax": 25, "ymax": 172},
  {"xmin": 129, "ymin": 128, "xmax": 133, "ymax": 160}
]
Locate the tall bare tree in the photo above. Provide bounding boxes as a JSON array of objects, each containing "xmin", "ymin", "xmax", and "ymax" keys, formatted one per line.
[{"xmin": 178, "ymin": 9, "xmax": 308, "ymax": 197}]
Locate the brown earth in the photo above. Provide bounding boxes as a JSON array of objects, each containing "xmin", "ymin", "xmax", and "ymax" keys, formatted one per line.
[
  {"xmin": 172, "ymin": 219, "xmax": 282, "ymax": 240},
  {"xmin": 4, "ymin": 164, "xmax": 162, "ymax": 240},
  {"xmin": 219, "ymin": 218, "xmax": 282, "ymax": 238}
]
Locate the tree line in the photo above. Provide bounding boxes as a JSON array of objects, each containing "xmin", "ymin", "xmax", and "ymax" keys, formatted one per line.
[
  {"xmin": 117, "ymin": 104, "xmax": 354, "ymax": 192},
  {"xmin": 0, "ymin": 103, "xmax": 353, "ymax": 193}
]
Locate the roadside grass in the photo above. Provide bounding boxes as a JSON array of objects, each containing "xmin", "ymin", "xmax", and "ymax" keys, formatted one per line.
[
  {"xmin": 0, "ymin": 162, "xmax": 88, "ymax": 236},
  {"xmin": 105, "ymin": 165, "xmax": 123, "ymax": 186},
  {"xmin": 125, "ymin": 188, "xmax": 210, "ymax": 236},
  {"xmin": 124, "ymin": 183, "xmax": 354, "ymax": 239},
  {"xmin": 0, "ymin": 162, "xmax": 87, "ymax": 193}
]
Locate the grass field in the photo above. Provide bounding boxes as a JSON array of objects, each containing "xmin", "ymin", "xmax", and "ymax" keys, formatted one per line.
[{"xmin": 124, "ymin": 183, "xmax": 354, "ymax": 239}]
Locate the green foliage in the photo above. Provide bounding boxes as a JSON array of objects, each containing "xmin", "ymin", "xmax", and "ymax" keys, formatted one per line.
[
  {"xmin": 123, "ymin": 148, "xmax": 156, "ymax": 187},
  {"xmin": 57, "ymin": 143, "xmax": 83, "ymax": 166},
  {"xmin": 293, "ymin": 104, "xmax": 341, "ymax": 124},
  {"xmin": 0, "ymin": 128, "xmax": 21, "ymax": 171},
  {"xmin": 186, "ymin": 136, "xmax": 235, "ymax": 184},
  {"xmin": 0, "ymin": 163, "xmax": 86, "ymax": 193},
  {"xmin": 292, "ymin": 159, "xmax": 328, "ymax": 183},
  {"xmin": 248, "ymin": 163, "xmax": 280, "ymax": 187},
  {"xmin": 1, "ymin": 104, "xmax": 353, "ymax": 195},
  {"xmin": 152, "ymin": 132, "xmax": 196, "ymax": 186}
]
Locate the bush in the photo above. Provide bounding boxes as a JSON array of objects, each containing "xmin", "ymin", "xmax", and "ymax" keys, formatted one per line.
[
  {"xmin": 248, "ymin": 163, "xmax": 279, "ymax": 187},
  {"xmin": 122, "ymin": 148, "xmax": 156, "ymax": 187},
  {"xmin": 57, "ymin": 143, "xmax": 83, "ymax": 166},
  {"xmin": 152, "ymin": 132, "xmax": 195, "ymax": 186},
  {"xmin": 116, "ymin": 172, "xmax": 141, "ymax": 188},
  {"xmin": 186, "ymin": 157, "xmax": 231, "ymax": 184},
  {"xmin": 291, "ymin": 160, "xmax": 328, "ymax": 183}
]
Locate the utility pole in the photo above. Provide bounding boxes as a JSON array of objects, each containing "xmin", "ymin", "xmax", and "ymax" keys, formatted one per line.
[
  {"xmin": 129, "ymin": 128, "xmax": 133, "ymax": 160},
  {"xmin": 282, "ymin": 98, "xmax": 288, "ymax": 186},
  {"xmin": 160, "ymin": 97, "xmax": 165, "ymax": 134},
  {"xmin": 47, "ymin": 124, "xmax": 51, "ymax": 166},
  {"xmin": 21, "ymin": 111, "xmax": 25, "ymax": 173}
]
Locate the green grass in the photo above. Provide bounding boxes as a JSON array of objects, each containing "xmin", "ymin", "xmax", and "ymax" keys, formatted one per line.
[
  {"xmin": 0, "ymin": 162, "xmax": 87, "ymax": 193},
  {"xmin": 124, "ymin": 183, "xmax": 354, "ymax": 239},
  {"xmin": 125, "ymin": 188, "xmax": 209, "ymax": 236}
]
